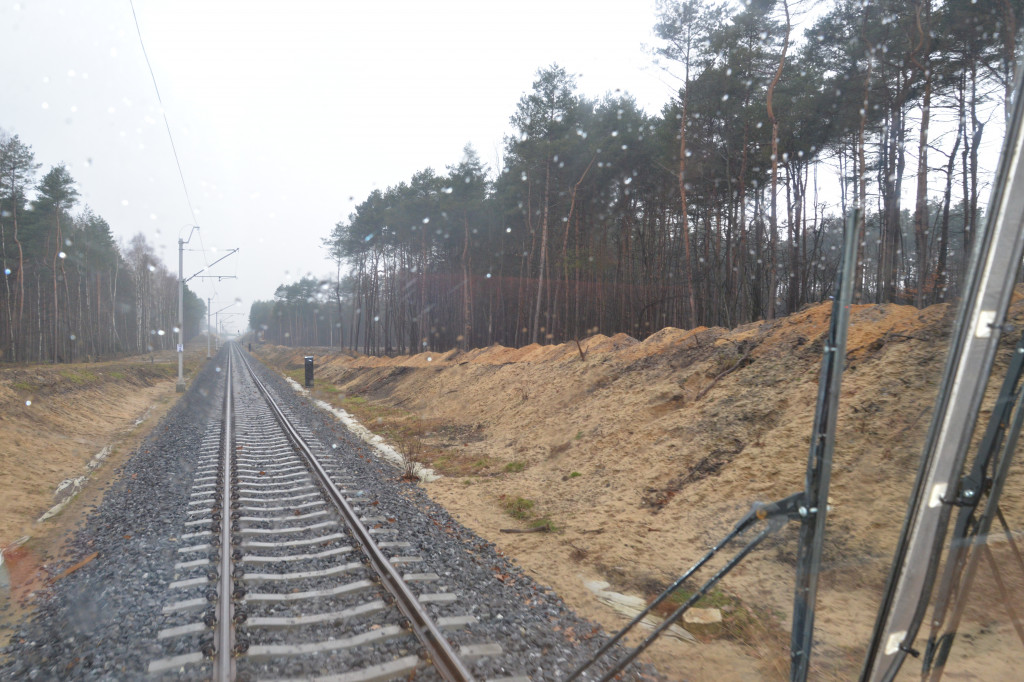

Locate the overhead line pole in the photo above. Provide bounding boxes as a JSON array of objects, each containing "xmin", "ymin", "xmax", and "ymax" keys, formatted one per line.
[
  {"xmin": 216, "ymin": 312, "xmax": 243, "ymax": 343},
  {"xmin": 212, "ymin": 303, "xmax": 239, "ymax": 352},
  {"xmin": 176, "ymin": 227, "xmax": 199, "ymax": 392},
  {"xmin": 176, "ymin": 231, "xmax": 238, "ymax": 390}
]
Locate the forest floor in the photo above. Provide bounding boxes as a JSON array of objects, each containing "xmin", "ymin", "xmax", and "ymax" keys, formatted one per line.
[
  {"xmin": 255, "ymin": 292, "xmax": 1024, "ymax": 681},
  {"xmin": 0, "ymin": 344, "xmax": 209, "ymax": 650}
]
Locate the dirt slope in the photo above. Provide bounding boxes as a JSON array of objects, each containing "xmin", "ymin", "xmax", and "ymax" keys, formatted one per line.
[
  {"xmin": 258, "ymin": 293, "xmax": 1024, "ymax": 681},
  {"xmin": 0, "ymin": 359, "xmax": 183, "ymax": 545}
]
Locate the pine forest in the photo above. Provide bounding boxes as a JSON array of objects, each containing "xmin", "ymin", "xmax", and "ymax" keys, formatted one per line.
[
  {"xmin": 251, "ymin": 0, "xmax": 1021, "ymax": 355},
  {"xmin": 0, "ymin": 132, "xmax": 205, "ymax": 363}
]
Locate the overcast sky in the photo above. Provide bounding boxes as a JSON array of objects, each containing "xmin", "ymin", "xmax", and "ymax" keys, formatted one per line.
[{"xmin": 1, "ymin": 0, "xmax": 677, "ymax": 332}]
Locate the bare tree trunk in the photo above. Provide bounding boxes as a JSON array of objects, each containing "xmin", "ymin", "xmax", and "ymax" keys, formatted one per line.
[
  {"xmin": 1001, "ymin": 0, "xmax": 1017, "ymax": 121},
  {"xmin": 461, "ymin": 213, "xmax": 472, "ymax": 350},
  {"xmin": 0, "ymin": 207, "xmax": 12, "ymax": 359},
  {"xmin": 765, "ymin": 0, "xmax": 790, "ymax": 320},
  {"xmin": 678, "ymin": 96, "xmax": 696, "ymax": 327},
  {"xmin": 967, "ymin": 63, "xmax": 983, "ymax": 269},
  {"xmin": 52, "ymin": 211, "xmax": 62, "ymax": 362},
  {"xmin": 531, "ymin": 159, "xmax": 552, "ymax": 345},
  {"xmin": 13, "ymin": 205, "xmax": 24, "ymax": 361},
  {"xmin": 912, "ymin": 0, "xmax": 932, "ymax": 308},
  {"xmin": 855, "ymin": 46, "xmax": 875, "ymax": 303},
  {"xmin": 555, "ymin": 155, "xmax": 594, "ymax": 342},
  {"xmin": 734, "ymin": 124, "xmax": 750, "ymax": 321},
  {"xmin": 937, "ymin": 114, "xmax": 962, "ymax": 303}
]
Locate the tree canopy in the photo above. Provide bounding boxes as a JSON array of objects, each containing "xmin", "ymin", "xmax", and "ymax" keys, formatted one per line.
[{"xmin": 257, "ymin": 0, "xmax": 1020, "ymax": 355}]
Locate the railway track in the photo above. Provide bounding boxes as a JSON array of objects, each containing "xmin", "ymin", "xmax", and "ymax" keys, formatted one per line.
[{"xmin": 145, "ymin": 344, "xmax": 517, "ymax": 681}]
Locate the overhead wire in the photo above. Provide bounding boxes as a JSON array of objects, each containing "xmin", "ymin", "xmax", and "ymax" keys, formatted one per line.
[
  {"xmin": 130, "ymin": 0, "xmax": 220, "ymax": 309},
  {"xmin": 129, "ymin": 0, "xmax": 201, "ymax": 236}
]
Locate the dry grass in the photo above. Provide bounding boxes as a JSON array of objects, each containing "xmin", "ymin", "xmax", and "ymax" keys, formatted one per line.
[{"xmin": 297, "ymin": 386, "xmax": 494, "ymax": 478}]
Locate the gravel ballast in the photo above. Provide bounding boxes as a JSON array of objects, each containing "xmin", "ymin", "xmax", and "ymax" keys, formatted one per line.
[{"xmin": 1, "ymin": 346, "xmax": 661, "ymax": 681}]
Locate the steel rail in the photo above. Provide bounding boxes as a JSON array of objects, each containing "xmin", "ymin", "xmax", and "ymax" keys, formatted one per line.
[
  {"xmin": 233, "ymin": 344, "xmax": 473, "ymax": 682},
  {"xmin": 215, "ymin": 347, "xmax": 236, "ymax": 680}
]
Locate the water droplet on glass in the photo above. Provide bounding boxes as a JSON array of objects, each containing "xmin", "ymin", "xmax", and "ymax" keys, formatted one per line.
[
  {"xmin": 25, "ymin": 400, "xmax": 32, "ymax": 406},
  {"xmin": 58, "ymin": 251, "xmax": 66, "ymax": 259}
]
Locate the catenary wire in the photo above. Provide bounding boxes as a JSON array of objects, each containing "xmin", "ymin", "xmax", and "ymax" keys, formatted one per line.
[{"xmin": 129, "ymin": 0, "xmax": 199, "ymax": 229}]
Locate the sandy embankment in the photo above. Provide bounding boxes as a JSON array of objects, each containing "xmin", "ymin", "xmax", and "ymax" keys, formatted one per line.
[{"xmin": 257, "ymin": 294, "xmax": 1024, "ymax": 680}]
